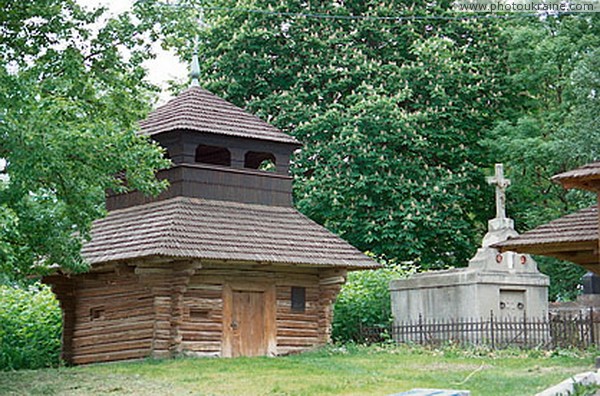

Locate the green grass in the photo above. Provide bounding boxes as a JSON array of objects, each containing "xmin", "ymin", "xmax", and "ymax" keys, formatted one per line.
[{"xmin": 0, "ymin": 344, "xmax": 596, "ymax": 395}]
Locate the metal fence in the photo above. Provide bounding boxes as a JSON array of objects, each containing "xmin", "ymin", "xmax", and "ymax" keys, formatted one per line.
[{"xmin": 358, "ymin": 308, "xmax": 598, "ymax": 349}]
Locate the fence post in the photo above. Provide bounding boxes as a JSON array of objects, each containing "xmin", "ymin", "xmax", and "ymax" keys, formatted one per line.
[
  {"xmin": 419, "ymin": 313, "xmax": 424, "ymax": 345},
  {"xmin": 490, "ymin": 310, "xmax": 495, "ymax": 349},
  {"xmin": 523, "ymin": 310, "xmax": 528, "ymax": 347},
  {"xmin": 590, "ymin": 307, "xmax": 595, "ymax": 347}
]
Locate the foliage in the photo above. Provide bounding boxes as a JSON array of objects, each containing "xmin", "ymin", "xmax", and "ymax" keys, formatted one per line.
[
  {"xmin": 486, "ymin": 14, "xmax": 600, "ymax": 299},
  {"xmin": 538, "ymin": 256, "xmax": 585, "ymax": 302},
  {"xmin": 143, "ymin": 0, "xmax": 516, "ymax": 270},
  {"xmin": 571, "ymin": 382, "xmax": 600, "ymax": 396},
  {"xmin": 0, "ymin": 283, "xmax": 61, "ymax": 371},
  {"xmin": 0, "ymin": 1, "xmax": 170, "ymax": 281},
  {"xmin": 332, "ymin": 258, "xmax": 413, "ymax": 342},
  {"xmin": 0, "ymin": 344, "xmax": 594, "ymax": 395}
]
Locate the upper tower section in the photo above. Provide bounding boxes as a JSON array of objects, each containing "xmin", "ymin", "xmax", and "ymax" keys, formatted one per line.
[
  {"xmin": 139, "ymin": 86, "xmax": 299, "ymax": 146},
  {"xmin": 139, "ymin": 86, "xmax": 300, "ymax": 173},
  {"xmin": 107, "ymin": 86, "xmax": 301, "ymax": 211}
]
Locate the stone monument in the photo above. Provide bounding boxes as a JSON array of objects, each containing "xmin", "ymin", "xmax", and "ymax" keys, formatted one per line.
[{"xmin": 390, "ymin": 164, "xmax": 549, "ymax": 327}]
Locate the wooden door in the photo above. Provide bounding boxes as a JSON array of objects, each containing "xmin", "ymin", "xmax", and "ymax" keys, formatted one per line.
[
  {"xmin": 222, "ymin": 283, "xmax": 276, "ymax": 358},
  {"xmin": 231, "ymin": 291, "xmax": 266, "ymax": 357}
]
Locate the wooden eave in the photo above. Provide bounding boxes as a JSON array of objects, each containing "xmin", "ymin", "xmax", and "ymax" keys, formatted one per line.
[
  {"xmin": 552, "ymin": 161, "xmax": 600, "ymax": 192},
  {"xmin": 554, "ymin": 178, "xmax": 600, "ymax": 192}
]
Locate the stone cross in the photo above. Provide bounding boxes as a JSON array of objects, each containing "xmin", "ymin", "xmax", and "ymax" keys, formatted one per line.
[{"xmin": 486, "ymin": 163, "xmax": 511, "ymax": 220}]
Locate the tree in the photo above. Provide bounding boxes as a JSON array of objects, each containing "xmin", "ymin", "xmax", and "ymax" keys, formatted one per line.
[
  {"xmin": 144, "ymin": 2, "xmax": 597, "ymax": 298},
  {"xmin": 147, "ymin": 0, "xmax": 512, "ymax": 269},
  {"xmin": 486, "ymin": 14, "xmax": 600, "ymax": 300},
  {"xmin": 0, "ymin": 1, "xmax": 169, "ymax": 281}
]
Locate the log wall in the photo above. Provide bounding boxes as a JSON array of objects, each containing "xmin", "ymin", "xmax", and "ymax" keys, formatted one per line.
[
  {"xmin": 46, "ymin": 261, "xmax": 346, "ymax": 364},
  {"xmin": 180, "ymin": 263, "xmax": 346, "ymax": 356},
  {"xmin": 47, "ymin": 265, "xmax": 155, "ymax": 365}
]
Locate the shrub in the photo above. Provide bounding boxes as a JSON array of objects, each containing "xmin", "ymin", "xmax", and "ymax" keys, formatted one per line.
[
  {"xmin": 0, "ymin": 283, "xmax": 62, "ymax": 370},
  {"xmin": 332, "ymin": 258, "xmax": 413, "ymax": 342}
]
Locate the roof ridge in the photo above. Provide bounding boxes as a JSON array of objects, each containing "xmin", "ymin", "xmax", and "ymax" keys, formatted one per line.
[{"xmin": 138, "ymin": 86, "xmax": 300, "ymax": 145}]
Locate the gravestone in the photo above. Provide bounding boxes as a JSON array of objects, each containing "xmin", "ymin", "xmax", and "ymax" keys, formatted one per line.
[
  {"xmin": 390, "ymin": 164, "xmax": 549, "ymax": 331},
  {"xmin": 583, "ymin": 272, "xmax": 600, "ymax": 295},
  {"xmin": 548, "ymin": 272, "xmax": 600, "ymax": 317}
]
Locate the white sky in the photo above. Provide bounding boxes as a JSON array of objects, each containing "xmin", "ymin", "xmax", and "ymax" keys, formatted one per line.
[{"xmin": 77, "ymin": 0, "xmax": 187, "ymax": 103}]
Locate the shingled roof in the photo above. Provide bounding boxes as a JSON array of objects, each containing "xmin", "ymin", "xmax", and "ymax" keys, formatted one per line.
[
  {"xmin": 493, "ymin": 206, "xmax": 598, "ymax": 267},
  {"xmin": 494, "ymin": 206, "xmax": 597, "ymax": 251},
  {"xmin": 139, "ymin": 86, "xmax": 300, "ymax": 145},
  {"xmin": 552, "ymin": 161, "xmax": 600, "ymax": 191},
  {"xmin": 82, "ymin": 196, "xmax": 378, "ymax": 269}
]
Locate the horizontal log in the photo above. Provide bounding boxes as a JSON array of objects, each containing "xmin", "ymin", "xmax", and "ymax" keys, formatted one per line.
[
  {"xmin": 152, "ymin": 340, "xmax": 170, "ymax": 350},
  {"xmin": 76, "ymin": 297, "xmax": 152, "ymax": 309},
  {"xmin": 76, "ymin": 282, "xmax": 144, "ymax": 294},
  {"xmin": 155, "ymin": 306, "xmax": 171, "ymax": 315},
  {"xmin": 73, "ymin": 339, "xmax": 152, "ymax": 355},
  {"xmin": 195, "ymin": 273, "xmax": 318, "ymax": 287},
  {"xmin": 277, "ymin": 301, "xmax": 318, "ymax": 311},
  {"xmin": 183, "ymin": 297, "xmax": 222, "ymax": 307},
  {"xmin": 276, "ymin": 336, "xmax": 320, "ymax": 346},
  {"xmin": 154, "ymin": 322, "xmax": 171, "ymax": 331},
  {"xmin": 72, "ymin": 348, "xmax": 151, "ymax": 365},
  {"xmin": 276, "ymin": 321, "xmax": 318, "ymax": 330},
  {"xmin": 153, "ymin": 329, "xmax": 171, "ymax": 339},
  {"xmin": 77, "ymin": 285, "xmax": 152, "ymax": 303},
  {"xmin": 185, "ymin": 293, "xmax": 222, "ymax": 302},
  {"xmin": 187, "ymin": 282, "xmax": 223, "ymax": 290},
  {"xmin": 108, "ymin": 308, "xmax": 156, "ymax": 320},
  {"xmin": 75, "ymin": 304, "xmax": 154, "ymax": 319},
  {"xmin": 276, "ymin": 292, "xmax": 319, "ymax": 302},
  {"xmin": 135, "ymin": 267, "xmax": 173, "ymax": 275},
  {"xmin": 180, "ymin": 331, "xmax": 222, "ymax": 342},
  {"xmin": 74, "ymin": 319, "xmax": 154, "ymax": 336},
  {"xmin": 277, "ymin": 328, "xmax": 319, "ymax": 337},
  {"xmin": 319, "ymin": 276, "xmax": 346, "ymax": 286},
  {"xmin": 78, "ymin": 274, "xmax": 136, "ymax": 282},
  {"xmin": 180, "ymin": 341, "xmax": 222, "ymax": 351},
  {"xmin": 76, "ymin": 292, "xmax": 152, "ymax": 305},
  {"xmin": 180, "ymin": 322, "xmax": 222, "ymax": 332},
  {"xmin": 201, "ymin": 262, "xmax": 318, "ymax": 273},
  {"xmin": 193, "ymin": 272, "xmax": 316, "ymax": 285},
  {"xmin": 275, "ymin": 279, "xmax": 320, "ymax": 287},
  {"xmin": 72, "ymin": 328, "xmax": 154, "ymax": 348},
  {"xmin": 276, "ymin": 313, "xmax": 319, "ymax": 322}
]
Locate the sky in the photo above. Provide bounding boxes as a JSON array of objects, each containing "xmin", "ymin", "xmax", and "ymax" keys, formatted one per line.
[{"xmin": 77, "ymin": 0, "xmax": 187, "ymax": 103}]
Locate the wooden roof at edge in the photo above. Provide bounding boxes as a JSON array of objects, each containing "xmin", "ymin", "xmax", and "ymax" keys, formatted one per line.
[{"xmin": 552, "ymin": 161, "xmax": 600, "ymax": 192}]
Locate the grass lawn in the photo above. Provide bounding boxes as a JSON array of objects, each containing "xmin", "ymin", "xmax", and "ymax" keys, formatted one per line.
[{"xmin": 0, "ymin": 344, "xmax": 596, "ymax": 395}]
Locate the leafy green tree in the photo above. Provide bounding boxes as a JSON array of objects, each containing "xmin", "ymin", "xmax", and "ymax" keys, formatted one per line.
[
  {"xmin": 144, "ymin": 3, "xmax": 597, "ymax": 299},
  {"xmin": 0, "ymin": 1, "xmax": 169, "ymax": 281},
  {"xmin": 487, "ymin": 15, "xmax": 600, "ymax": 300},
  {"xmin": 147, "ymin": 0, "xmax": 512, "ymax": 269}
]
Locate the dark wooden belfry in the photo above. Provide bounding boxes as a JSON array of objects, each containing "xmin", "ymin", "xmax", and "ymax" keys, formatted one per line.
[
  {"xmin": 44, "ymin": 58, "xmax": 378, "ymax": 365},
  {"xmin": 107, "ymin": 86, "xmax": 300, "ymax": 211}
]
